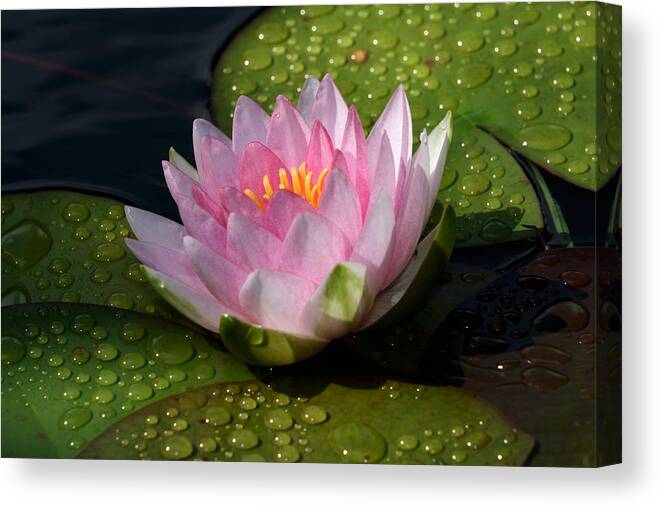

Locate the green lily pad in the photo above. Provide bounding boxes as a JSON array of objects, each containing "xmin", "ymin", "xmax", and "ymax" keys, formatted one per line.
[
  {"xmin": 212, "ymin": 2, "xmax": 621, "ymax": 191},
  {"xmin": 1, "ymin": 191, "xmax": 183, "ymax": 320},
  {"xmin": 79, "ymin": 376, "xmax": 534, "ymax": 465},
  {"xmin": 438, "ymin": 119, "xmax": 543, "ymax": 246},
  {"xmin": 1, "ymin": 302, "xmax": 253, "ymax": 458}
]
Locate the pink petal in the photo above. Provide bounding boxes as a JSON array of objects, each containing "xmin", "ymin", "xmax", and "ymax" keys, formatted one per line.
[
  {"xmin": 369, "ymin": 132, "xmax": 396, "ymax": 206},
  {"xmin": 264, "ymin": 190, "xmax": 314, "ymax": 240},
  {"xmin": 163, "ymin": 160, "xmax": 195, "ymax": 198},
  {"xmin": 238, "ymin": 142, "xmax": 285, "ymax": 197},
  {"xmin": 305, "ymin": 121, "xmax": 335, "ymax": 177},
  {"xmin": 279, "ymin": 212, "xmax": 352, "ymax": 284},
  {"xmin": 385, "ymin": 165, "xmax": 430, "ymax": 286},
  {"xmin": 183, "ymin": 235, "xmax": 249, "ymax": 319},
  {"xmin": 310, "ymin": 74, "xmax": 349, "ymax": 146},
  {"xmin": 367, "ymin": 85, "xmax": 412, "ymax": 174},
  {"xmin": 266, "ymin": 95, "xmax": 310, "ymax": 168},
  {"xmin": 297, "ymin": 76, "xmax": 320, "ymax": 124},
  {"xmin": 142, "ymin": 265, "xmax": 228, "ymax": 332},
  {"xmin": 124, "ymin": 206, "xmax": 184, "ymax": 251},
  {"xmin": 238, "ymin": 269, "xmax": 316, "ymax": 335},
  {"xmin": 125, "ymin": 238, "xmax": 203, "ymax": 290},
  {"xmin": 232, "ymin": 95, "xmax": 270, "ymax": 155},
  {"xmin": 174, "ymin": 193, "xmax": 227, "ymax": 255},
  {"xmin": 340, "ymin": 107, "xmax": 370, "ymax": 215},
  {"xmin": 193, "ymin": 118, "xmax": 231, "ymax": 169},
  {"xmin": 219, "ymin": 186, "xmax": 264, "ymax": 224},
  {"xmin": 350, "ymin": 191, "xmax": 396, "ymax": 292},
  {"xmin": 317, "ymin": 168, "xmax": 362, "ymax": 245},
  {"xmin": 199, "ymin": 135, "xmax": 239, "ymax": 190},
  {"xmin": 169, "ymin": 147, "xmax": 198, "ymax": 181},
  {"xmin": 226, "ymin": 212, "xmax": 282, "ymax": 271},
  {"xmin": 191, "ymin": 184, "xmax": 226, "ymax": 225}
]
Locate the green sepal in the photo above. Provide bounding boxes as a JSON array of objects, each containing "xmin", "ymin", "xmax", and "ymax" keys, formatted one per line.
[{"xmin": 219, "ymin": 315, "xmax": 329, "ymax": 367}]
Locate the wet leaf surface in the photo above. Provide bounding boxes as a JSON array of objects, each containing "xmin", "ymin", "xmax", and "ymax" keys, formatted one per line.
[
  {"xmin": 1, "ymin": 191, "xmax": 183, "ymax": 321},
  {"xmin": 79, "ymin": 376, "xmax": 534, "ymax": 465},
  {"xmin": 1, "ymin": 302, "xmax": 253, "ymax": 458},
  {"xmin": 212, "ymin": 3, "xmax": 621, "ymax": 192}
]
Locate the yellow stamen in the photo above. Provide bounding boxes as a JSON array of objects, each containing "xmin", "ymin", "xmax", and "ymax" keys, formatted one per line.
[
  {"xmin": 262, "ymin": 174, "xmax": 273, "ymax": 199},
  {"xmin": 290, "ymin": 166, "xmax": 302, "ymax": 195},
  {"xmin": 279, "ymin": 168, "xmax": 290, "ymax": 191},
  {"xmin": 243, "ymin": 188, "xmax": 265, "ymax": 211},
  {"xmin": 244, "ymin": 164, "xmax": 332, "ymax": 211}
]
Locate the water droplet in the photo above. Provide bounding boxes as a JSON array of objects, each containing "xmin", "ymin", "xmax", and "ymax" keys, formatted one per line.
[
  {"xmin": 512, "ymin": 101, "xmax": 541, "ymax": 120},
  {"xmin": 560, "ymin": 270, "xmax": 591, "ymax": 288},
  {"xmin": 193, "ymin": 363, "xmax": 215, "ymax": 380},
  {"xmin": 58, "ymin": 407, "xmax": 92, "ymax": 430},
  {"xmin": 93, "ymin": 243, "xmax": 125, "ymax": 263},
  {"xmin": 70, "ymin": 347, "xmax": 90, "ymax": 365},
  {"xmin": 479, "ymin": 220, "xmax": 512, "ymax": 242},
  {"xmin": 570, "ymin": 26, "xmax": 596, "ymax": 47},
  {"xmin": 94, "ymin": 343, "xmax": 119, "ymax": 361},
  {"xmin": 521, "ymin": 366, "xmax": 569, "ymax": 389},
  {"xmin": 328, "ymin": 422, "xmax": 386, "ymax": 464},
  {"xmin": 204, "ymin": 405, "xmax": 232, "ymax": 426},
  {"xmin": 62, "ymin": 386, "xmax": 81, "ymax": 400},
  {"xmin": 62, "ymin": 202, "xmax": 90, "ymax": 223},
  {"xmin": 160, "ymin": 435, "xmax": 193, "ymax": 460},
  {"xmin": 397, "ymin": 434, "xmax": 418, "ymax": 450},
  {"xmin": 126, "ymin": 383, "xmax": 154, "ymax": 401},
  {"xmin": 459, "ymin": 174, "xmax": 491, "ymax": 196},
  {"xmin": 535, "ymin": 39, "xmax": 563, "ymax": 57},
  {"xmin": 423, "ymin": 438, "xmax": 444, "ymax": 455},
  {"xmin": 72, "ymin": 314, "xmax": 95, "ymax": 334},
  {"xmin": 1, "ymin": 336, "xmax": 26, "ymax": 364},
  {"xmin": 454, "ymin": 62, "xmax": 493, "ymax": 88},
  {"xmin": 520, "ymin": 344, "xmax": 572, "ymax": 365},
  {"xmin": 120, "ymin": 352, "xmax": 146, "ymax": 370},
  {"xmin": 257, "ymin": 22, "xmax": 289, "ymax": 44},
  {"xmin": 567, "ymin": 160, "xmax": 589, "ymax": 174},
  {"xmin": 243, "ymin": 48, "xmax": 273, "ymax": 71},
  {"xmin": 513, "ymin": 9, "xmax": 540, "ymax": 26},
  {"xmin": 301, "ymin": 404, "xmax": 328, "ymax": 425},
  {"xmin": 455, "ymin": 30, "xmax": 484, "ymax": 53},
  {"xmin": 518, "ymin": 124, "xmax": 573, "ymax": 150},
  {"xmin": 227, "ymin": 429, "xmax": 259, "ymax": 450},
  {"xmin": 533, "ymin": 301, "xmax": 589, "ymax": 332},
  {"xmin": 493, "ymin": 39, "xmax": 517, "ymax": 57},
  {"xmin": 196, "ymin": 437, "xmax": 218, "ymax": 453},
  {"xmin": 151, "ymin": 333, "xmax": 195, "ymax": 365},
  {"xmin": 273, "ymin": 444, "xmax": 301, "ymax": 463},
  {"xmin": 2, "ymin": 220, "xmax": 52, "ymax": 270},
  {"xmin": 464, "ymin": 431, "xmax": 491, "ymax": 449},
  {"xmin": 96, "ymin": 369, "xmax": 118, "ymax": 386},
  {"xmin": 106, "ymin": 292, "xmax": 134, "ymax": 309},
  {"xmin": 93, "ymin": 388, "xmax": 115, "ymax": 404}
]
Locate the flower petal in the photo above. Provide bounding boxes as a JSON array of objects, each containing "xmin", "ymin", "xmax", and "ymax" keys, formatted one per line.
[
  {"xmin": 238, "ymin": 141, "xmax": 285, "ymax": 197},
  {"xmin": 367, "ymin": 84, "xmax": 412, "ymax": 175},
  {"xmin": 424, "ymin": 111, "xmax": 453, "ymax": 213},
  {"xmin": 232, "ymin": 95, "xmax": 270, "ymax": 155},
  {"xmin": 279, "ymin": 212, "xmax": 352, "ymax": 284},
  {"xmin": 370, "ymin": 132, "xmax": 396, "ymax": 205},
  {"xmin": 350, "ymin": 191, "xmax": 396, "ymax": 292},
  {"xmin": 199, "ymin": 135, "xmax": 239, "ymax": 190},
  {"xmin": 168, "ymin": 147, "xmax": 198, "ymax": 182},
  {"xmin": 385, "ymin": 163, "xmax": 430, "ymax": 286},
  {"xmin": 174, "ymin": 193, "xmax": 227, "ymax": 255},
  {"xmin": 360, "ymin": 205, "xmax": 456, "ymax": 330},
  {"xmin": 163, "ymin": 160, "xmax": 195, "ymax": 199},
  {"xmin": 340, "ymin": 107, "xmax": 370, "ymax": 215},
  {"xmin": 219, "ymin": 186, "xmax": 264, "ymax": 224},
  {"xmin": 193, "ymin": 118, "xmax": 231, "ymax": 168},
  {"xmin": 125, "ymin": 238, "xmax": 203, "ymax": 290},
  {"xmin": 297, "ymin": 76, "xmax": 320, "ymax": 124},
  {"xmin": 238, "ymin": 269, "xmax": 316, "ymax": 335},
  {"xmin": 183, "ymin": 235, "xmax": 249, "ymax": 318},
  {"xmin": 226, "ymin": 212, "xmax": 282, "ymax": 271},
  {"xmin": 220, "ymin": 315, "xmax": 328, "ymax": 366},
  {"xmin": 300, "ymin": 262, "xmax": 372, "ymax": 340},
  {"xmin": 266, "ymin": 95, "xmax": 310, "ymax": 168},
  {"xmin": 310, "ymin": 74, "xmax": 349, "ymax": 146},
  {"xmin": 317, "ymin": 167, "xmax": 362, "ymax": 245},
  {"xmin": 124, "ymin": 205, "xmax": 184, "ymax": 251},
  {"xmin": 142, "ymin": 265, "xmax": 228, "ymax": 332},
  {"xmin": 264, "ymin": 190, "xmax": 314, "ymax": 240},
  {"xmin": 305, "ymin": 121, "xmax": 335, "ymax": 177}
]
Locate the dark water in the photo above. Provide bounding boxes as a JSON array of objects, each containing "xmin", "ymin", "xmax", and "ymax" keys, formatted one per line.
[
  {"xmin": 2, "ymin": 7, "xmax": 616, "ymax": 253},
  {"xmin": 2, "ymin": 7, "xmax": 258, "ymax": 220}
]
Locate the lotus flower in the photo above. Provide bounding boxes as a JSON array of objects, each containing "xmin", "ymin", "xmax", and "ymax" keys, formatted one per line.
[{"xmin": 124, "ymin": 75, "xmax": 455, "ymax": 365}]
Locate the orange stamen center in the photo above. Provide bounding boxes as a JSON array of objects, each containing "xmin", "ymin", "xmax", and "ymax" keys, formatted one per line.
[{"xmin": 243, "ymin": 162, "xmax": 330, "ymax": 211}]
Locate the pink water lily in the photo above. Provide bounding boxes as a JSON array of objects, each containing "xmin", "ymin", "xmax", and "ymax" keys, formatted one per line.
[{"xmin": 125, "ymin": 74, "xmax": 454, "ymax": 365}]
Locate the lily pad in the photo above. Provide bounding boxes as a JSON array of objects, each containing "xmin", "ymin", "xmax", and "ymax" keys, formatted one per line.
[
  {"xmin": 1, "ymin": 302, "xmax": 253, "ymax": 458},
  {"xmin": 79, "ymin": 376, "xmax": 534, "ymax": 465},
  {"xmin": 1, "ymin": 191, "xmax": 181, "ymax": 320},
  {"xmin": 212, "ymin": 3, "xmax": 621, "ymax": 191},
  {"xmin": 438, "ymin": 119, "xmax": 544, "ymax": 246}
]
